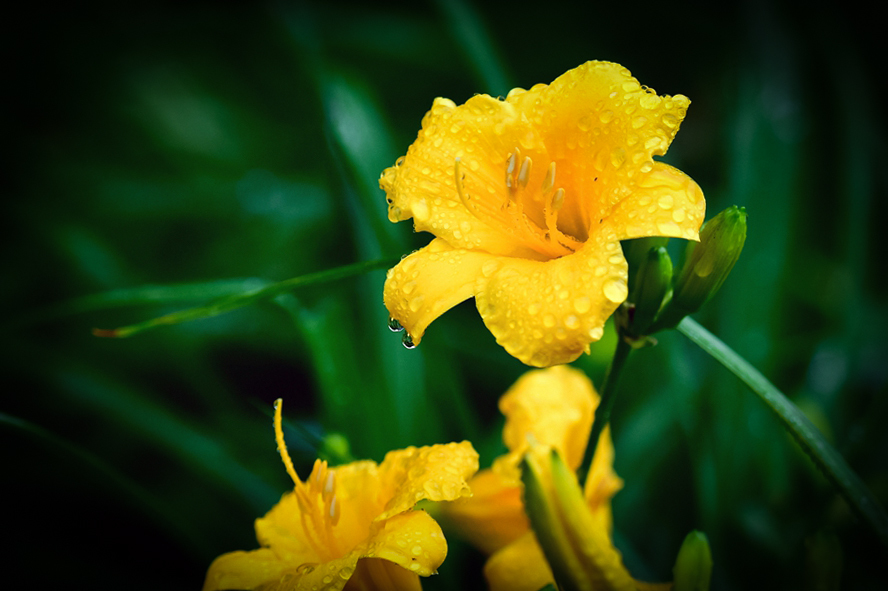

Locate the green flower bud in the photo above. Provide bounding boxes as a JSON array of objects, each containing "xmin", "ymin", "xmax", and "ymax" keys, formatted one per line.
[
  {"xmin": 673, "ymin": 530, "xmax": 713, "ymax": 591},
  {"xmin": 622, "ymin": 236, "xmax": 670, "ymax": 290},
  {"xmin": 654, "ymin": 206, "xmax": 747, "ymax": 330},
  {"xmin": 521, "ymin": 444, "xmax": 638, "ymax": 591},
  {"xmin": 627, "ymin": 246, "xmax": 673, "ymax": 337}
]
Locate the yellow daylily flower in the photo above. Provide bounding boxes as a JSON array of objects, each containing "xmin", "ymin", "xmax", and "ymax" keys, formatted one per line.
[
  {"xmin": 442, "ymin": 366, "xmax": 668, "ymax": 591},
  {"xmin": 204, "ymin": 400, "xmax": 479, "ymax": 591},
  {"xmin": 381, "ymin": 61, "xmax": 705, "ymax": 367}
]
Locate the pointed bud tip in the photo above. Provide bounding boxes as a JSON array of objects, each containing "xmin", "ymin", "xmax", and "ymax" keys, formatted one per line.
[{"xmin": 673, "ymin": 530, "xmax": 712, "ymax": 591}]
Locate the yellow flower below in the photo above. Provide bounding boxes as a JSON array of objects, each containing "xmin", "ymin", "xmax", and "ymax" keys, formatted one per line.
[
  {"xmin": 204, "ymin": 400, "xmax": 479, "ymax": 591},
  {"xmin": 381, "ymin": 61, "xmax": 705, "ymax": 366},
  {"xmin": 442, "ymin": 366, "xmax": 669, "ymax": 591}
]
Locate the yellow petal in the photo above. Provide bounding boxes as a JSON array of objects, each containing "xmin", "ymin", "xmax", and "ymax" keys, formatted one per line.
[
  {"xmin": 441, "ymin": 468, "xmax": 529, "ymax": 555},
  {"xmin": 203, "ymin": 548, "xmax": 288, "ymax": 591},
  {"xmin": 254, "ymin": 492, "xmax": 322, "ymax": 565},
  {"xmin": 383, "ymin": 238, "xmax": 497, "ymax": 346},
  {"xmin": 380, "ymin": 95, "xmax": 552, "ymax": 258},
  {"xmin": 377, "ymin": 441, "xmax": 478, "ymax": 521},
  {"xmin": 364, "ymin": 511, "xmax": 448, "ymax": 577},
  {"xmin": 344, "ymin": 558, "xmax": 422, "ymax": 591},
  {"xmin": 475, "ymin": 228, "xmax": 628, "ymax": 367},
  {"xmin": 607, "ymin": 162, "xmax": 705, "ymax": 241},
  {"xmin": 509, "ymin": 61, "xmax": 693, "ymax": 237},
  {"xmin": 498, "ymin": 366, "xmax": 596, "ymax": 473},
  {"xmin": 484, "ymin": 531, "xmax": 554, "ymax": 591},
  {"xmin": 584, "ymin": 426, "xmax": 624, "ymax": 523}
]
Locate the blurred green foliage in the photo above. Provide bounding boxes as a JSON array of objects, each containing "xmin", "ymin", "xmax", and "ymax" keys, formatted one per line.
[{"xmin": 5, "ymin": 1, "xmax": 885, "ymax": 589}]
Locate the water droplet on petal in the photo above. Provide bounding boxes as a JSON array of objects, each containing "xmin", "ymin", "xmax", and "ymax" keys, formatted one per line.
[
  {"xmin": 599, "ymin": 110, "xmax": 614, "ymax": 124},
  {"xmin": 573, "ymin": 297, "xmax": 591, "ymax": 313},
  {"xmin": 672, "ymin": 209, "xmax": 686, "ymax": 222},
  {"xmin": 408, "ymin": 295, "xmax": 424, "ymax": 312},
  {"xmin": 481, "ymin": 260, "xmax": 500, "ymax": 277},
  {"xmin": 402, "ymin": 332, "xmax": 417, "ymax": 349},
  {"xmin": 640, "ymin": 94, "xmax": 661, "ymax": 109},
  {"xmin": 603, "ymin": 279, "xmax": 628, "ymax": 303},
  {"xmin": 610, "ymin": 147, "xmax": 626, "ymax": 169},
  {"xmin": 412, "ymin": 199, "xmax": 429, "ymax": 221},
  {"xmin": 565, "ymin": 315, "xmax": 580, "ymax": 329},
  {"xmin": 662, "ymin": 113, "xmax": 678, "ymax": 128},
  {"xmin": 589, "ymin": 326, "xmax": 604, "ymax": 340},
  {"xmin": 388, "ymin": 318, "xmax": 404, "ymax": 332},
  {"xmin": 658, "ymin": 195, "xmax": 674, "ymax": 209},
  {"xmin": 543, "ymin": 314, "xmax": 556, "ymax": 328},
  {"xmin": 657, "ymin": 221, "xmax": 681, "ymax": 235}
]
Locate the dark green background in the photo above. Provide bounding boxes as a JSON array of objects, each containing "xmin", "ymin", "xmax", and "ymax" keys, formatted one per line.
[{"xmin": 5, "ymin": 1, "xmax": 885, "ymax": 589}]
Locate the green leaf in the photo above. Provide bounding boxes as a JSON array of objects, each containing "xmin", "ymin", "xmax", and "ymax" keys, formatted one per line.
[
  {"xmin": 92, "ymin": 258, "xmax": 397, "ymax": 338},
  {"xmin": 677, "ymin": 317, "xmax": 888, "ymax": 547}
]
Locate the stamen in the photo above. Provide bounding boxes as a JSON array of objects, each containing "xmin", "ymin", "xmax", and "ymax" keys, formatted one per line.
[
  {"xmin": 541, "ymin": 162, "xmax": 556, "ymax": 194},
  {"xmin": 329, "ymin": 494, "xmax": 340, "ymax": 525},
  {"xmin": 518, "ymin": 157, "xmax": 532, "ymax": 189},
  {"xmin": 324, "ymin": 471, "xmax": 335, "ymax": 495},
  {"xmin": 552, "ymin": 188, "xmax": 565, "ymax": 211},
  {"xmin": 506, "ymin": 152, "xmax": 517, "ymax": 176},
  {"xmin": 273, "ymin": 399, "xmax": 301, "ymax": 486}
]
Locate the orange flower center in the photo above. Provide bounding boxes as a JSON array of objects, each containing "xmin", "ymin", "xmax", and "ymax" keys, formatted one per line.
[{"xmin": 455, "ymin": 147, "xmax": 586, "ymax": 260}]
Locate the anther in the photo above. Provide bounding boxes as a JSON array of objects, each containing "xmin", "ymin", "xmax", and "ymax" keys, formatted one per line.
[
  {"xmin": 541, "ymin": 162, "xmax": 556, "ymax": 194},
  {"xmin": 324, "ymin": 471, "xmax": 335, "ymax": 495},
  {"xmin": 518, "ymin": 157, "xmax": 532, "ymax": 189},
  {"xmin": 552, "ymin": 188, "xmax": 565, "ymax": 211}
]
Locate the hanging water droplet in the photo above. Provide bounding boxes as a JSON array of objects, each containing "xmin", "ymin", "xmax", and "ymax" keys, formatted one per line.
[
  {"xmin": 402, "ymin": 332, "xmax": 417, "ymax": 349},
  {"xmin": 388, "ymin": 318, "xmax": 404, "ymax": 332}
]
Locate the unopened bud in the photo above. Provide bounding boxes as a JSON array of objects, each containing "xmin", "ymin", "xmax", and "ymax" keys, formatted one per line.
[
  {"xmin": 673, "ymin": 530, "xmax": 712, "ymax": 591},
  {"xmin": 627, "ymin": 246, "xmax": 673, "ymax": 337},
  {"xmin": 521, "ymin": 445, "xmax": 637, "ymax": 591},
  {"xmin": 654, "ymin": 206, "xmax": 747, "ymax": 330}
]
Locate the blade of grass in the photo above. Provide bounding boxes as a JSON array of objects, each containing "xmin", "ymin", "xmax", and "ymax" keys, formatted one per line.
[
  {"xmin": 678, "ymin": 317, "xmax": 888, "ymax": 547},
  {"xmin": 92, "ymin": 257, "xmax": 397, "ymax": 338}
]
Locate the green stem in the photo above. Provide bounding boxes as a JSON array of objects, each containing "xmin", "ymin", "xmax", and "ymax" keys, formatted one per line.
[
  {"xmin": 579, "ymin": 336, "xmax": 632, "ymax": 487},
  {"xmin": 678, "ymin": 317, "xmax": 888, "ymax": 548}
]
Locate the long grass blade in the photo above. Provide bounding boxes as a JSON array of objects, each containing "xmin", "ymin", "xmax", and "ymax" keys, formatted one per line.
[
  {"xmin": 92, "ymin": 257, "xmax": 397, "ymax": 338},
  {"xmin": 678, "ymin": 317, "xmax": 888, "ymax": 547}
]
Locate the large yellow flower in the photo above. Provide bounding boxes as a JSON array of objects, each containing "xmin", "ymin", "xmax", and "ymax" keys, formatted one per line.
[
  {"xmin": 204, "ymin": 401, "xmax": 479, "ymax": 591},
  {"xmin": 381, "ymin": 61, "xmax": 705, "ymax": 367},
  {"xmin": 443, "ymin": 366, "xmax": 668, "ymax": 591}
]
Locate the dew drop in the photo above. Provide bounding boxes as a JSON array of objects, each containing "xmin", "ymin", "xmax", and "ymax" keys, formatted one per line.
[
  {"xmin": 402, "ymin": 281, "xmax": 417, "ymax": 295},
  {"xmin": 661, "ymin": 113, "xmax": 678, "ymax": 128},
  {"xmin": 322, "ymin": 576, "xmax": 333, "ymax": 584},
  {"xmin": 388, "ymin": 318, "xmax": 404, "ymax": 332},
  {"xmin": 672, "ymin": 209, "xmax": 686, "ymax": 222},
  {"xmin": 589, "ymin": 326, "xmax": 604, "ymax": 340},
  {"xmin": 402, "ymin": 332, "xmax": 417, "ymax": 349},
  {"xmin": 412, "ymin": 199, "xmax": 429, "ymax": 221},
  {"xmin": 339, "ymin": 566, "xmax": 355, "ymax": 580},
  {"xmin": 603, "ymin": 279, "xmax": 628, "ymax": 303},
  {"xmin": 608, "ymin": 254, "xmax": 623, "ymax": 265},
  {"xmin": 657, "ymin": 221, "xmax": 681, "ymax": 235},
  {"xmin": 421, "ymin": 167, "xmax": 431, "ymax": 175},
  {"xmin": 599, "ymin": 110, "xmax": 614, "ymax": 124},
  {"xmin": 574, "ymin": 297, "xmax": 591, "ymax": 313},
  {"xmin": 578, "ymin": 115, "xmax": 592, "ymax": 131},
  {"xmin": 482, "ymin": 260, "xmax": 500, "ymax": 277},
  {"xmin": 543, "ymin": 314, "xmax": 556, "ymax": 328},
  {"xmin": 412, "ymin": 545, "xmax": 423, "ymax": 556},
  {"xmin": 565, "ymin": 315, "xmax": 580, "ymax": 329},
  {"xmin": 632, "ymin": 116, "xmax": 647, "ymax": 129},
  {"xmin": 410, "ymin": 563, "xmax": 421, "ymax": 571},
  {"xmin": 622, "ymin": 81, "xmax": 640, "ymax": 93},
  {"xmin": 610, "ymin": 147, "xmax": 626, "ymax": 169},
  {"xmin": 658, "ymin": 195, "xmax": 674, "ymax": 209},
  {"xmin": 460, "ymin": 221, "xmax": 472, "ymax": 233},
  {"xmin": 408, "ymin": 295, "xmax": 424, "ymax": 312},
  {"xmin": 640, "ymin": 94, "xmax": 661, "ymax": 109},
  {"xmin": 527, "ymin": 302, "xmax": 541, "ymax": 315}
]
